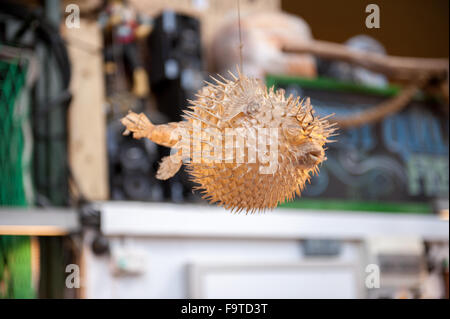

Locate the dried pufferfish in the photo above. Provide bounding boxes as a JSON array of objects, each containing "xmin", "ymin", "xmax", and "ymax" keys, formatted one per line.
[{"xmin": 121, "ymin": 70, "xmax": 337, "ymax": 213}]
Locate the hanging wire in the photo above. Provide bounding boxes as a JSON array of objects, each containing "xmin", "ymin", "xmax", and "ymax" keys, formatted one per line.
[{"xmin": 237, "ymin": 0, "xmax": 244, "ymax": 74}]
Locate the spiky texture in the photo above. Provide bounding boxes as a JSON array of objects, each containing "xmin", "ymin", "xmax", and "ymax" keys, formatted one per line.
[{"xmin": 121, "ymin": 70, "xmax": 337, "ymax": 213}]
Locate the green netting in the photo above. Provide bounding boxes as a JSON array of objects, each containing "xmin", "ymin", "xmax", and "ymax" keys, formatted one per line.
[
  {"xmin": 0, "ymin": 236, "xmax": 34, "ymax": 299},
  {"xmin": 0, "ymin": 59, "xmax": 27, "ymax": 205},
  {"xmin": 0, "ymin": 57, "xmax": 35, "ymax": 299}
]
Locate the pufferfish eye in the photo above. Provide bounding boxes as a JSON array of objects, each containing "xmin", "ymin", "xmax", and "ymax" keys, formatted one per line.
[{"xmin": 296, "ymin": 108, "xmax": 315, "ymax": 129}]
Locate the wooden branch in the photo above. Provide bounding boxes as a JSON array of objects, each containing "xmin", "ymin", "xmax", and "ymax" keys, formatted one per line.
[
  {"xmin": 332, "ymin": 82, "xmax": 420, "ymax": 129},
  {"xmin": 283, "ymin": 40, "xmax": 449, "ymax": 81}
]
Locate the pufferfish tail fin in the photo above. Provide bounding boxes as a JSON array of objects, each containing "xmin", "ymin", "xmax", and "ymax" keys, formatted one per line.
[{"xmin": 156, "ymin": 154, "xmax": 183, "ymax": 180}]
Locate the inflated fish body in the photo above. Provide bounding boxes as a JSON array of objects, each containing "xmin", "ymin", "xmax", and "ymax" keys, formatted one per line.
[{"xmin": 121, "ymin": 71, "xmax": 336, "ymax": 212}]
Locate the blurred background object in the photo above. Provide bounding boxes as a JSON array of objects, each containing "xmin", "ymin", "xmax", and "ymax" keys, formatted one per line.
[
  {"xmin": 210, "ymin": 11, "xmax": 317, "ymax": 79},
  {"xmin": 0, "ymin": 0, "xmax": 448, "ymax": 299},
  {"xmin": 317, "ymin": 35, "xmax": 388, "ymax": 88}
]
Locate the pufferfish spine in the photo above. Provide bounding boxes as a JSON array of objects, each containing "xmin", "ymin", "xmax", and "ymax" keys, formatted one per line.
[{"xmin": 121, "ymin": 70, "xmax": 337, "ymax": 213}]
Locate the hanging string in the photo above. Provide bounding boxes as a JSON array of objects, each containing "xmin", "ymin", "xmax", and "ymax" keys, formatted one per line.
[{"xmin": 237, "ymin": 0, "xmax": 243, "ymax": 74}]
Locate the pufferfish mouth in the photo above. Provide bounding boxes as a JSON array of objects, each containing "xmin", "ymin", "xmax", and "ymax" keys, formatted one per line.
[
  {"xmin": 307, "ymin": 149, "xmax": 324, "ymax": 164},
  {"xmin": 295, "ymin": 143, "xmax": 325, "ymax": 169}
]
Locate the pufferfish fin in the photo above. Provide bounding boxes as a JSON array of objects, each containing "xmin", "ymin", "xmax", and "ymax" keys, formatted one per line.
[
  {"xmin": 121, "ymin": 111, "xmax": 154, "ymax": 140},
  {"xmin": 156, "ymin": 154, "xmax": 183, "ymax": 180}
]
